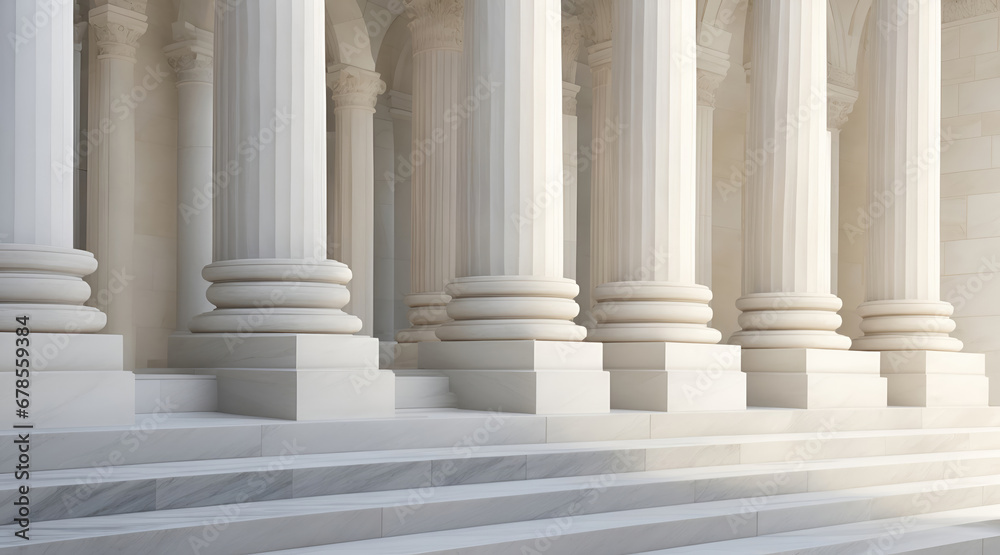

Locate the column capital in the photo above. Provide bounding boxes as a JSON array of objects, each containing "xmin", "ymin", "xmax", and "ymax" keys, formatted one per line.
[
  {"xmin": 327, "ymin": 64, "xmax": 387, "ymax": 111},
  {"xmin": 828, "ymin": 81, "xmax": 859, "ymax": 130},
  {"xmin": 697, "ymin": 46, "xmax": 730, "ymax": 108},
  {"xmin": 88, "ymin": 2, "xmax": 148, "ymax": 62},
  {"xmin": 405, "ymin": 0, "xmax": 463, "ymax": 53},
  {"xmin": 163, "ymin": 22, "xmax": 213, "ymax": 84},
  {"xmin": 580, "ymin": 0, "xmax": 613, "ymax": 45},
  {"xmin": 562, "ymin": 15, "xmax": 584, "ymax": 83},
  {"xmin": 563, "ymin": 81, "xmax": 582, "ymax": 116}
]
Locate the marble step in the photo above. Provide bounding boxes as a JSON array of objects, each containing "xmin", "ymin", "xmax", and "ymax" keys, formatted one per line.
[
  {"xmin": 5, "ymin": 463, "xmax": 1000, "ymax": 555},
  {"xmin": 134, "ymin": 373, "xmax": 218, "ymax": 413},
  {"xmin": 394, "ymin": 373, "xmax": 458, "ymax": 409},
  {"xmin": 251, "ymin": 491, "xmax": 1000, "ymax": 554},
  {"xmin": 6, "ymin": 407, "xmax": 1000, "ymax": 473},
  {"xmin": 637, "ymin": 504, "xmax": 1000, "ymax": 554},
  {"xmin": 8, "ymin": 425, "xmax": 1000, "ymax": 522}
]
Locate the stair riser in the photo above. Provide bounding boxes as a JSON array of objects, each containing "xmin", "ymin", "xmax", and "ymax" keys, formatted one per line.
[
  {"xmin": 7, "ymin": 408, "xmax": 1000, "ymax": 472},
  {"xmin": 8, "ymin": 437, "xmax": 1000, "ymax": 524}
]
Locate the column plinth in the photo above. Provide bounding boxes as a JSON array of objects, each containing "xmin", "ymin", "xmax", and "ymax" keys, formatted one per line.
[
  {"xmin": 168, "ymin": 0, "xmax": 393, "ymax": 420},
  {"xmin": 423, "ymin": 0, "xmax": 608, "ymax": 414},
  {"xmin": 854, "ymin": 0, "xmax": 986, "ymax": 407},
  {"xmin": 0, "ymin": 0, "xmax": 133, "ymax": 427},
  {"xmin": 732, "ymin": 0, "xmax": 885, "ymax": 408}
]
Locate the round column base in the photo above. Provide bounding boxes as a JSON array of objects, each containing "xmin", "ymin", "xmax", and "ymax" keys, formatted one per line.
[
  {"xmin": 396, "ymin": 291, "xmax": 451, "ymax": 344},
  {"xmin": 853, "ymin": 300, "xmax": 963, "ymax": 352},
  {"xmin": 587, "ymin": 281, "xmax": 721, "ymax": 343},
  {"xmin": 436, "ymin": 276, "xmax": 586, "ymax": 341},
  {"xmin": 0, "ymin": 245, "xmax": 105, "ymax": 332},
  {"xmin": 731, "ymin": 292, "xmax": 851, "ymax": 350},
  {"xmin": 189, "ymin": 258, "xmax": 363, "ymax": 334}
]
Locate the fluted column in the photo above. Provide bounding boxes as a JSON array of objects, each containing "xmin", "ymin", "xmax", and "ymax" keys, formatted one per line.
[
  {"xmin": 328, "ymin": 65, "xmax": 386, "ymax": 338},
  {"xmin": 585, "ymin": 0, "xmax": 744, "ymax": 412},
  {"xmin": 394, "ymin": 0, "xmax": 463, "ymax": 368},
  {"xmin": 855, "ymin": 0, "xmax": 986, "ymax": 406},
  {"xmin": 731, "ymin": 0, "xmax": 849, "ymax": 350},
  {"xmin": 86, "ymin": 0, "xmax": 147, "ymax": 370},
  {"xmin": 422, "ymin": 0, "xmax": 608, "ymax": 415},
  {"xmin": 582, "ymin": 0, "xmax": 614, "ymax": 319},
  {"xmin": 1, "ymin": 0, "xmax": 132, "ymax": 428},
  {"xmin": 563, "ymin": 15, "xmax": 583, "ymax": 282},
  {"xmin": 827, "ymin": 80, "xmax": 858, "ymax": 295},
  {"xmin": 164, "ymin": 23, "xmax": 213, "ymax": 333},
  {"xmin": 170, "ymin": 0, "xmax": 393, "ymax": 420},
  {"xmin": 732, "ymin": 0, "xmax": 885, "ymax": 409},
  {"xmin": 695, "ymin": 47, "xmax": 729, "ymax": 290}
]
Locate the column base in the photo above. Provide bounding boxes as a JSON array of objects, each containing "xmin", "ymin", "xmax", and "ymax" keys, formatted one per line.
[
  {"xmin": 168, "ymin": 333, "xmax": 395, "ymax": 420},
  {"xmin": 419, "ymin": 340, "xmax": 609, "ymax": 414},
  {"xmin": 742, "ymin": 348, "xmax": 887, "ymax": 409},
  {"xmin": 603, "ymin": 342, "xmax": 746, "ymax": 411},
  {"xmin": 879, "ymin": 351, "xmax": 989, "ymax": 407},
  {"xmin": 0, "ymin": 333, "xmax": 133, "ymax": 428}
]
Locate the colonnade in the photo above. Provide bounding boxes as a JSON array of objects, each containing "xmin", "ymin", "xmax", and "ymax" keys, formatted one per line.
[{"xmin": 0, "ymin": 0, "xmax": 987, "ymax": 427}]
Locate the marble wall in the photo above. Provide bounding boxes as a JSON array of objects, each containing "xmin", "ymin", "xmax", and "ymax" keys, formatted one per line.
[{"xmin": 939, "ymin": 11, "xmax": 1000, "ymax": 404}]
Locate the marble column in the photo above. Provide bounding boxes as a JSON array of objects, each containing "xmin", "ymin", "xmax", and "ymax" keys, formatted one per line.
[
  {"xmin": 0, "ymin": 0, "xmax": 133, "ymax": 428},
  {"xmin": 827, "ymin": 80, "xmax": 858, "ymax": 296},
  {"xmin": 563, "ymin": 15, "xmax": 583, "ymax": 282},
  {"xmin": 695, "ymin": 48, "xmax": 729, "ymax": 291},
  {"xmin": 168, "ymin": 0, "xmax": 394, "ymax": 420},
  {"xmin": 328, "ymin": 64, "xmax": 386, "ymax": 338},
  {"xmin": 732, "ymin": 0, "xmax": 886, "ymax": 408},
  {"xmin": 422, "ymin": 0, "xmax": 609, "ymax": 415},
  {"xmin": 582, "ymin": 0, "xmax": 614, "ymax": 320},
  {"xmin": 393, "ymin": 0, "xmax": 463, "ymax": 369},
  {"xmin": 585, "ymin": 0, "xmax": 744, "ymax": 412},
  {"xmin": 86, "ymin": 0, "xmax": 147, "ymax": 371},
  {"xmin": 163, "ymin": 22, "xmax": 213, "ymax": 333},
  {"xmin": 854, "ymin": 0, "xmax": 987, "ymax": 407}
]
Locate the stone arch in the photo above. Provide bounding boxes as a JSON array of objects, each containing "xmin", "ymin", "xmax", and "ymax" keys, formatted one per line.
[{"xmin": 326, "ymin": 0, "xmax": 376, "ymax": 70}]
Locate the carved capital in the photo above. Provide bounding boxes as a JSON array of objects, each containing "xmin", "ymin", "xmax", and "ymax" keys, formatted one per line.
[
  {"xmin": 89, "ymin": 3, "xmax": 148, "ymax": 62},
  {"xmin": 828, "ymin": 83, "xmax": 859, "ymax": 130},
  {"xmin": 563, "ymin": 82, "xmax": 581, "ymax": 116},
  {"xmin": 164, "ymin": 41, "xmax": 213, "ymax": 84},
  {"xmin": 580, "ymin": 0, "xmax": 613, "ymax": 45},
  {"xmin": 405, "ymin": 0, "xmax": 463, "ymax": 53},
  {"xmin": 697, "ymin": 68, "xmax": 726, "ymax": 108},
  {"xmin": 562, "ymin": 15, "xmax": 584, "ymax": 83},
  {"xmin": 327, "ymin": 65, "xmax": 387, "ymax": 111}
]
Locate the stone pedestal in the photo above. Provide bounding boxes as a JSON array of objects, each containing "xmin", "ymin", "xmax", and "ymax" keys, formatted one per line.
[
  {"xmin": 420, "ymin": 341, "xmax": 609, "ymax": 414},
  {"xmin": 168, "ymin": 334, "xmax": 393, "ymax": 420},
  {"xmin": 743, "ymin": 349, "xmax": 887, "ymax": 409},
  {"xmin": 604, "ymin": 343, "xmax": 745, "ymax": 412}
]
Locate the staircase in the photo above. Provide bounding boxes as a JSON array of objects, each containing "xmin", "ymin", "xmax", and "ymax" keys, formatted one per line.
[{"xmin": 3, "ymin": 407, "xmax": 1000, "ymax": 554}]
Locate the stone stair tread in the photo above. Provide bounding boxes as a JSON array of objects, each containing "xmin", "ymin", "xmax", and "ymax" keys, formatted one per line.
[
  {"xmin": 636, "ymin": 505, "xmax": 1000, "ymax": 554},
  {"xmin": 249, "ymin": 502, "xmax": 1000, "ymax": 554},
  {"xmin": 4, "ymin": 424, "xmax": 999, "ymax": 487},
  {"xmin": 3, "ymin": 460, "xmax": 1000, "ymax": 552}
]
